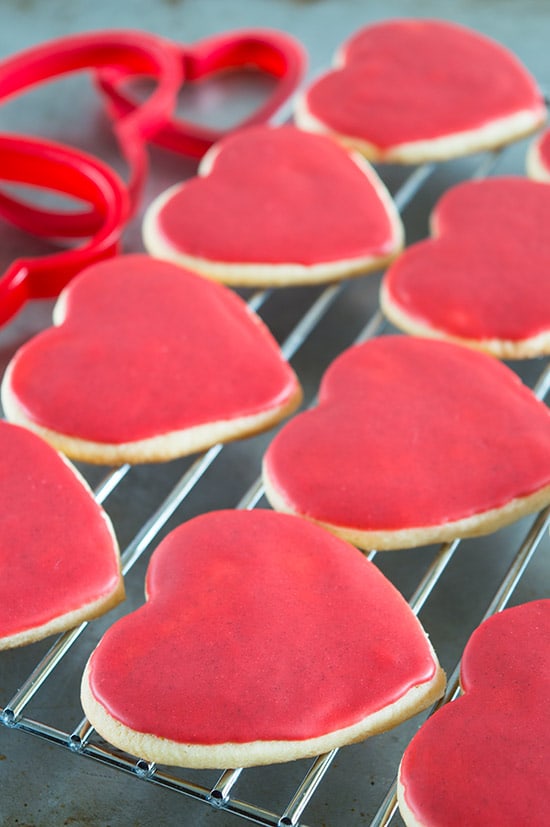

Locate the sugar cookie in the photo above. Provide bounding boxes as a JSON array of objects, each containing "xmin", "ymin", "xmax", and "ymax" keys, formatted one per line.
[
  {"xmin": 0, "ymin": 421, "xmax": 123, "ymax": 649},
  {"xmin": 380, "ymin": 177, "xmax": 550, "ymax": 359},
  {"xmin": 81, "ymin": 510, "xmax": 445, "ymax": 768},
  {"xmin": 1, "ymin": 255, "xmax": 302, "ymax": 464},
  {"xmin": 295, "ymin": 19, "xmax": 546, "ymax": 163},
  {"xmin": 398, "ymin": 600, "xmax": 550, "ymax": 827},
  {"xmin": 263, "ymin": 336, "xmax": 550, "ymax": 550},
  {"xmin": 142, "ymin": 125, "xmax": 403, "ymax": 286}
]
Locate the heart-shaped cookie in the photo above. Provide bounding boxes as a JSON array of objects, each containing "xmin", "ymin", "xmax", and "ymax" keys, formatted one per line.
[
  {"xmin": 397, "ymin": 600, "xmax": 550, "ymax": 827},
  {"xmin": 295, "ymin": 19, "xmax": 546, "ymax": 163},
  {"xmin": 0, "ymin": 420, "xmax": 123, "ymax": 649},
  {"xmin": 263, "ymin": 336, "xmax": 550, "ymax": 550},
  {"xmin": 1, "ymin": 255, "xmax": 302, "ymax": 464},
  {"xmin": 380, "ymin": 177, "xmax": 550, "ymax": 359},
  {"xmin": 142, "ymin": 124, "xmax": 403, "ymax": 286},
  {"xmin": 527, "ymin": 128, "xmax": 550, "ymax": 182},
  {"xmin": 81, "ymin": 509, "xmax": 445, "ymax": 768}
]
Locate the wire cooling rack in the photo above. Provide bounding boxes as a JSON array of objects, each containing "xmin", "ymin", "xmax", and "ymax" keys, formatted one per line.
[{"xmin": 1, "ymin": 139, "xmax": 549, "ymax": 827}]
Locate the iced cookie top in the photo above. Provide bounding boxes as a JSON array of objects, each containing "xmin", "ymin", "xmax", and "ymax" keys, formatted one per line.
[
  {"xmin": 398, "ymin": 600, "xmax": 550, "ymax": 827},
  {"xmin": 0, "ymin": 420, "xmax": 122, "ymax": 647},
  {"xmin": 381, "ymin": 177, "xmax": 550, "ymax": 356},
  {"xmin": 143, "ymin": 125, "xmax": 403, "ymax": 273},
  {"xmin": 85, "ymin": 510, "xmax": 440, "ymax": 745},
  {"xmin": 263, "ymin": 336, "xmax": 550, "ymax": 544},
  {"xmin": 2, "ymin": 255, "xmax": 300, "ymax": 445},
  {"xmin": 297, "ymin": 19, "xmax": 545, "ymax": 161}
]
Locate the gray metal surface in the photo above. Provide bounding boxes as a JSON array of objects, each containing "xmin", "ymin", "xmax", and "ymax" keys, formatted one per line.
[{"xmin": 0, "ymin": 1, "xmax": 549, "ymax": 825}]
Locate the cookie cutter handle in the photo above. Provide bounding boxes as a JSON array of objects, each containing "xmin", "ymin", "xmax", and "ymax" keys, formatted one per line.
[{"xmin": 0, "ymin": 134, "xmax": 128, "ymax": 326}]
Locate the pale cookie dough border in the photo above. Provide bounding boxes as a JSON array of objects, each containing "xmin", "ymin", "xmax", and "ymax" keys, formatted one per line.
[
  {"xmin": 262, "ymin": 466, "xmax": 550, "ymax": 552},
  {"xmin": 294, "ymin": 95, "xmax": 546, "ymax": 165},
  {"xmin": 142, "ymin": 145, "xmax": 404, "ymax": 287},
  {"xmin": 81, "ymin": 657, "xmax": 445, "ymax": 769},
  {"xmin": 379, "ymin": 281, "xmax": 550, "ymax": 360},
  {"xmin": 1, "ymin": 580, "xmax": 125, "ymax": 651},
  {"xmin": 396, "ymin": 772, "xmax": 428, "ymax": 827}
]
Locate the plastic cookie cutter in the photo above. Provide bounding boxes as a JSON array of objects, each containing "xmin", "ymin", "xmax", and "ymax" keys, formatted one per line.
[
  {"xmin": 96, "ymin": 28, "xmax": 307, "ymax": 158},
  {"xmin": 0, "ymin": 28, "xmax": 305, "ymax": 233},
  {"xmin": 0, "ymin": 133, "xmax": 128, "ymax": 326},
  {"xmin": 0, "ymin": 27, "xmax": 305, "ymax": 325},
  {"xmin": 0, "ymin": 29, "xmax": 183, "ymax": 235}
]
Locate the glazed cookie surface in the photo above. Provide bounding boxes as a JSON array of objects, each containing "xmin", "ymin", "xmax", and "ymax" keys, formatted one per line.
[
  {"xmin": 295, "ymin": 19, "xmax": 546, "ymax": 163},
  {"xmin": 142, "ymin": 124, "xmax": 403, "ymax": 286},
  {"xmin": 380, "ymin": 177, "xmax": 550, "ymax": 358},
  {"xmin": 0, "ymin": 421, "xmax": 123, "ymax": 649},
  {"xmin": 1, "ymin": 255, "xmax": 302, "ymax": 464},
  {"xmin": 263, "ymin": 336, "xmax": 550, "ymax": 550},
  {"xmin": 81, "ymin": 509, "xmax": 445, "ymax": 768},
  {"xmin": 397, "ymin": 600, "xmax": 550, "ymax": 827}
]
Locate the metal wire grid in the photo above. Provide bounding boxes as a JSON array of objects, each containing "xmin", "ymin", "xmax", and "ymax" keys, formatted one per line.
[{"xmin": 1, "ymin": 144, "xmax": 549, "ymax": 827}]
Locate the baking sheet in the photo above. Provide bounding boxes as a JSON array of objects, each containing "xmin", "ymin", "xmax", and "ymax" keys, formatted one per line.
[{"xmin": 0, "ymin": 1, "xmax": 549, "ymax": 825}]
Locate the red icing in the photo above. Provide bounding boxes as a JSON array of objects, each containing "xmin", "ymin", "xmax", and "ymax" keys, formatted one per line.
[
  {"xmin": 0, "ymin": 421, "xmax": 120, "ymax": 640},
  {"xmin": 87, "ymin": 510, "xmax": 438, "ymax": 744},
  {"xmin": 383, "ymin": 177, "xmax": 550, "ymax": 342},
  {"xmin": 304, "ymin": 19, "xmax": 544, "ymax": 150},
  {"xmin": 149, "ymin": 125, "xmax": 399, "ymax": 264},
  {"xmin": 5, "ymin": 255, "xmax": 299, "ymax": 443},
  {"xmin": 399, "ymin": 600, "xmax": 550, "ymax": 826},
  {"xmin": 264, "ymin": 336, "xmax": 550, "ymax": 531}
]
